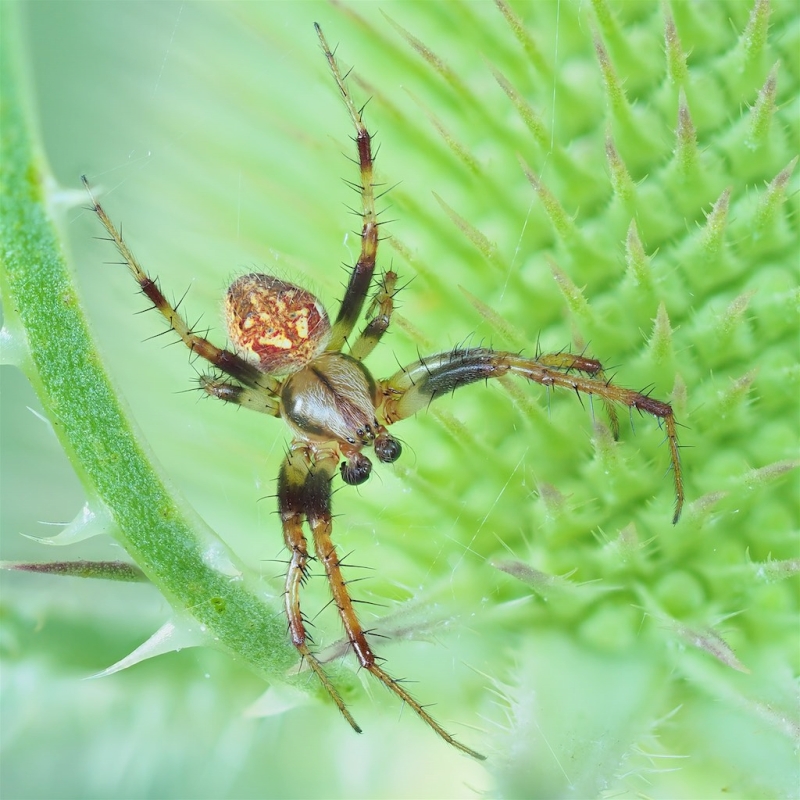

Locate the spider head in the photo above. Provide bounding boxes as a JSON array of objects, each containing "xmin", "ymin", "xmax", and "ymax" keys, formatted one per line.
[{"xmin": 225, "ymin": 274, "xmax": 331, "ymax": 374}]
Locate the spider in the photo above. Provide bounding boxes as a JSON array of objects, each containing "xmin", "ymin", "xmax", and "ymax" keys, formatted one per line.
[{"xmin": 82, "ymin": 23, "xmax": 684, "ymax": 761}]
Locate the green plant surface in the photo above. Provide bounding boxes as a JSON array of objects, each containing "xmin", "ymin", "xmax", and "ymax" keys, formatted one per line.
[{"xmin": 1, "ymin": 1, "xmax": 798, "ymax": 798}]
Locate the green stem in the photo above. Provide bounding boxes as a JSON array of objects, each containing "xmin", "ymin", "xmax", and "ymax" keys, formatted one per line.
[{"xmin": 0, "ymin": 5, "xmax": 298, "ymax": 688}]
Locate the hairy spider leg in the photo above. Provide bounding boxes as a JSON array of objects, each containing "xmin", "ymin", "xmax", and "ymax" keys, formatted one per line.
[
  {"xmin": 347, "ymin": 270, "xmax": 398, "ymax": 361},
  {"xmin": 379, "ymin": 347, "xmax": 684, "ymax": 523},
  {"xmin": 535, "ymin": 351, "xmax": 620, "ymax": 438},
  {"xmin": 278, "ymin": 448, "xmax": 362, "ymax": 733},
  {"xmin": 279, "ymin": 446, "xmax": 486, "ymax": 760},
  {"xmin": 315, "ymin": 24, "xmax": 379, "ymax": 352},
  {"xmin": 198, "ymin": 376, "xmax": 281, "ymax": 416},
  {"xmin": 81, "ymin": 177, "xmax": 280, "ymax": 400}
]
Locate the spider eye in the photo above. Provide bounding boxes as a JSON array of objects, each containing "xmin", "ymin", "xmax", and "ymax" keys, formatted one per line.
[
  {"xmin": 340, "ymin": 452, "xmax": 372, "ymax": 486},
  {"xmin": 374, "ymin": 434, "xmax": 401, "ymax": 464},
  {"xmin": 225, "ymin": 274, "xmax": 331, "ymax": 374}
]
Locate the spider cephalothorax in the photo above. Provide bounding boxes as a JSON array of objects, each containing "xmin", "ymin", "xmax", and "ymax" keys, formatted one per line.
[
  {"xmin": 224, "ymin": 271, "xmax": 401, "ymax": 484},
  {"xmin": 83, "ymin": 23, "xmax": 684, "ymax": 761}
]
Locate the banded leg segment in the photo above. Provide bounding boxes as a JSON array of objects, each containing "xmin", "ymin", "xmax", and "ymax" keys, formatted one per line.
[
  {"xmin": 315, "ymin": 24, "xmax": 379, "ymax": 351},
  {"xmin": 82, "ymin": 177, "xmax": 279, "ymax": 396},
  {"xmin": 278, "ymin": 448, "xmax": 361, "ymax": 733},
  {"xmin": 379, "ymin": 347, "xmax": 684, "ymax": 522},
  {"xmin": 348, "ymin": 271, "xmax": 397, "ymax": 361},
  {"xmin": 536, "ymin": 351, "xmax": 620, "ymax": 438},
  {"xmin": 303, "ymin": 451, "xmax": 486, "ymax": 760},
  {"xmin": 199, "ymin": 376, "xmax": 281, "ymax": 416}
]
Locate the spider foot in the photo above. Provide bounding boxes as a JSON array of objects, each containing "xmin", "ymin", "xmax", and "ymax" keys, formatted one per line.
[
  {"xmin": 366, "ymin": 662, "xmax": 486, "ymax": 760},
  {"xmin": 298, "ymin": 643, "xmax": 362, "ymax": 734}
]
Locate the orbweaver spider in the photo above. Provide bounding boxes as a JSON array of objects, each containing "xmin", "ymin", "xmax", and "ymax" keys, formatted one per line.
[{"xmin": 82, "ymin": 24, "xmax": 684, "ymax": 761}]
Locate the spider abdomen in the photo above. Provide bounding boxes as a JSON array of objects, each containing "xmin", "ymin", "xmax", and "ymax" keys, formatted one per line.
[
  {"xmin": 225, "ymin": 274, "xmax": 331, "ymax": 374},
  {"xmin": 280, "ymin": 352, "xmax": 379, "ymax": 447}
]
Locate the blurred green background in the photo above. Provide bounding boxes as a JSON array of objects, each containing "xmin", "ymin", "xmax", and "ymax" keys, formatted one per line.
[{"xmin": 2, "ymin": 1, "xmax": 798, "ymax": 798}]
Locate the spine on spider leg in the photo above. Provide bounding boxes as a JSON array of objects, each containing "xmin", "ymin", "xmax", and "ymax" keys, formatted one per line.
[
  {"xmin": 304, "ymin": 458, "xmax": 377, "ymax": 667},
  {"xmin": 315, "ymin": 24, "xmax": 379, "ymax": 350},
  {"xmin": 278, "ymin": 449, "xmax": 363, "ymax": 733},
  {"xmin": 349, "ymin": 270, "xmax": 398, "ymax": 361},
  {"xmin": 303, "ymin": 452, "xmax": 486, "ymax": 760},
  {"xmin": 630, "ymin": 393, "xmax": 684, "ymax": 524},
  {"xmin": 277, "ymin": 459, "xmax": 309, "ymax": 650},
  {"xmin": 535, "ymin": 351, "xmax": 621, "ymax": 438},
  {"xmin": 379, "ymin": 347, "xmax": 684, "ymax": 521},
  {"xmin": 520, "ymin": 357, "xmax": 685, "ymax": 523},
  {"xmin": 81, "ymin": 177, "xmax": 278, "ymax": 394},
  {"xmin": 380, "ymin": 348, "xmax": 508, "ymax": 424},
  {"xmin": 340, "ymin": 129, "xmax": 378, "ymax": 326},
  {"xmin": 198, "ymin": 375, "xmax": 281, "ymax": 416},
  {"xmin": 363, "ymin": 270, "xmax": 397, "ymax": 339}
]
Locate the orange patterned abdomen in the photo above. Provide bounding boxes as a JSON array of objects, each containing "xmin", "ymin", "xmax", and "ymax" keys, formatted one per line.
[{"xmin": 225, "ymin": 274, "xmax": 331, "ymax": 374}]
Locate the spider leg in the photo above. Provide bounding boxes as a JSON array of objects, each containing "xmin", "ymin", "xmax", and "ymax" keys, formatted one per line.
[
  {"xmin": 198, "ymin": 375, "xmax": 281, "ymax": 416},
  {"xmin": 315, "ymin": 25, "xmax": 378, "ymax": 351},
  {"xmin": 82, "ymin": 177, "xmax": 279, "ymax": 397},
  {"xmin": 285, "ymin": 444, "xmax": 485, "ymax": 759},
  {"xmin": 347, "ymin": 270, "xmax": 397, "ymax": 361},
  {"xmin": 379, "ymin": 347, "xmax": 684, "ymax": 523},
  {"xmin": 535, "ymin": 351, "xmax": 620, "ymax": 438},
  {"xmin": 278, "ymin": 447, "xmax": 361, "ymax": 733}
]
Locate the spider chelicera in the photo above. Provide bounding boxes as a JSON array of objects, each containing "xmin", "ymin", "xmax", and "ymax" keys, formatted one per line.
[{"xmin": 83, "ymin": 24, "xmax": 684, "ymax": 761}]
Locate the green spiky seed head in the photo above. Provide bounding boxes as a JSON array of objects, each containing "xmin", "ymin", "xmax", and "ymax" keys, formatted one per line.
[{"xmin": 2, "ymin": 1, "xmax": 797, "ymax": 797}]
